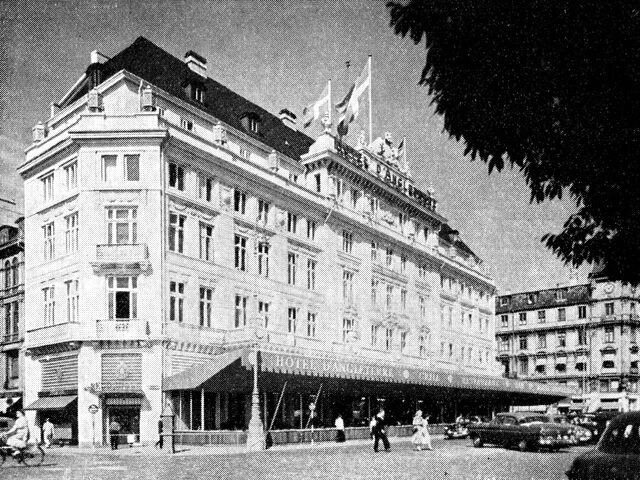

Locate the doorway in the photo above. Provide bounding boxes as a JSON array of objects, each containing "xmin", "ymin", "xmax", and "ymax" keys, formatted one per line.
[{"xmin": 106, "ymin": 406, "xmax": 140, "ymax": 444}]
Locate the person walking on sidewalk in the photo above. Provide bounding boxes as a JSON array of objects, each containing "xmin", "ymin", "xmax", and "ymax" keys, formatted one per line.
[
  {"xmin": 42, "ymin": 418, "xmax": 54, "ymax": 449},
  {"xmin": 109, "ymin": 418, "xmax": 121, "ymax": 450},
  {"xmin": 334, "ymin": 414, "xmax": 345, "ymax": 443},
  {"xmin": 372, "ymin": 409, "xmax": 391, "ymax": 452},
  {"xmin": 421, "ymin": 413, "xmax": 434, "ymax": 451},
  {"xmin": 411, "ymin": 410, "xmax": 424, "ymax": 451}
]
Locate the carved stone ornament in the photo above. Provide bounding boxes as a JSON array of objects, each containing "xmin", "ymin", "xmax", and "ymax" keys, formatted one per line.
[
  {"xmin": 275, "ymin": 209, "xmax": 287, "ymax": 230},
  {"xmin": 219, "ymin": 186, "xmax": 233, "ymax": 210},
  {"xmin": 213, "ymin": 121, "xmax": 228, "ymax": 145}
]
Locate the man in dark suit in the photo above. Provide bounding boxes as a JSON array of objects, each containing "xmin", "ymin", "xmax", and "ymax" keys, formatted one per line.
[{"xmin": 372, "ymin": 409, "xmax": 391, "ymax": 452}]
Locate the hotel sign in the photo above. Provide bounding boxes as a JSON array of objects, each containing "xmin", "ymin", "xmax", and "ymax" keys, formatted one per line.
[{"xmin": 261, "ymin": 351, "xmax": 575, "ymax": 397}]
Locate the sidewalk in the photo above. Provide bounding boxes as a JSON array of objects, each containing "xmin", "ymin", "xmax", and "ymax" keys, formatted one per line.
[{"xmin": 46, "ymin": 436, "xmax": 415, "ymax": 457}]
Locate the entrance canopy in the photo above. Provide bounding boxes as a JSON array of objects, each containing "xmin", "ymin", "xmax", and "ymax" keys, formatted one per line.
[
  {"xmin": 25, "ymin": 395, "xmax": 77, "ymax": 410},
  {"xmin": 164, "ymin": 350, "xmax": 244, "ymax": 391}
]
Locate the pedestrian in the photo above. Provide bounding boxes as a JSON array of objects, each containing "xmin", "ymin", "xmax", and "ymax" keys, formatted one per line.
[
  {"xmin": 411, "ymin": 410, "xmax": 424, "ymax": 451},
  {"xmin": 42, "ymin": 418, "xmax": 54, "ymax": 449},
  {"xmin": 334, "ymin": 414, "xmax": 345, "ymax": 443},
  {"xmin": 421, "ymin": 413, "xmax": 434, "ymax": 450},
  {"xmin": 5, "ymin": 410, "xmax": 29, "ymax": 455},
  {"xmin": 109, "ymin": 417, "xmax": 121, "ymax": 450},
  {"xmin": 372, "ymin": 408, "xmax": 391, "ymax": 452},
  {"xmin": 154, "ymin": 419, "xmax": 163, "ymax": 449}
]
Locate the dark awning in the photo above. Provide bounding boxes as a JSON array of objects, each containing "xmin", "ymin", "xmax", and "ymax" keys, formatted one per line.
[
  {"xmin": 163, "ymin": 350, "xmax": 244, "ymax": 391},
  {"xmin": 24, "ymin": 395, "xmax": 77, "ymax": 410}
]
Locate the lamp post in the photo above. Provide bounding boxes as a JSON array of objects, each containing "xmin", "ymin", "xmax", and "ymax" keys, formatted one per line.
[{"xmin": 246, "ymin": 312, "xmax": 265, "ymax": 452}]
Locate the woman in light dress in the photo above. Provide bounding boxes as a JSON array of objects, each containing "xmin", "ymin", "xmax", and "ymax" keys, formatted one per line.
[{"xmin": 411, "ymin": 410, "xmax": 434, "ymax": 451}]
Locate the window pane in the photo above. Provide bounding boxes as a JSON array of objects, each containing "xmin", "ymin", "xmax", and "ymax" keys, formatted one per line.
[
  {"xmin": 125, "ymin": 154, "xmax": 140, "ymax": 181},
  {"xmin": 103, "ymin": 155, "xmax": 117, "ymax": 181}
]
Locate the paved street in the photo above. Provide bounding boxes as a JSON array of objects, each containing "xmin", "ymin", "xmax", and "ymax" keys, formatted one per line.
[{"xmin": 0, "ymin": 438, "xmax": 584, "ymax": 480}]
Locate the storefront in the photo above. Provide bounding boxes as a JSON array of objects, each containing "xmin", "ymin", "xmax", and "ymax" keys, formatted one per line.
[{"xmin": 24, "ymin": 394, "xmax": 78, "ymax": 444}]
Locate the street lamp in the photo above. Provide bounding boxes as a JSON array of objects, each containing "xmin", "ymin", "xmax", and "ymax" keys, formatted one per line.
[{"xmin": 246, "ymin": 306, "xmax": 266, "ymax": 452}]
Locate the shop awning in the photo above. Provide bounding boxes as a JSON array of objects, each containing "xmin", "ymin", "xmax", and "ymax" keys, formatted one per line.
[
  {"xmin": 0, "ymin": 397, "xmax": 20, "ymax": 414},
  {"xmin": 163, "ymin": 350, "xmax": 244, "ymax": 391},
  {"xmin": 24, "ymin": 395, "xmax": 77, "ymax": 410}
]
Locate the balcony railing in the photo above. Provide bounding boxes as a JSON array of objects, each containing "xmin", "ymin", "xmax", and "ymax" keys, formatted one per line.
[
  {"xmin": 95, "ymin": 244, "xmax": 149, "ymax": 262},
  {"xmin": 26, "ymin": 321, "xmax": 85, "ymax": 347},
  {"xmin": 96, "ymin": 318, "xmax": 149, "ymax": 340},
  {"xmin": 1, "ymin": 332, "xmax": 20, "ymax": 344}
]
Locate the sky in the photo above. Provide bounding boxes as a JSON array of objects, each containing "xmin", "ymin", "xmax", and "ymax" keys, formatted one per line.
[{"xmin": 0, "ymin": 0, "xmax": 589, "ymax": 292}]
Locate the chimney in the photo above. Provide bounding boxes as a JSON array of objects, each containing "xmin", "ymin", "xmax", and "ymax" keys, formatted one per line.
[
  {"xmin": 279, "ymin": 109, "xmax": 297, "ymax": 130},
  {"xmin": 184, "ymin": 50, "xmax": 207, "ymax": 77},
  {"xmin": 90, "ymin": 50, "xmax": 109, "ymax": 65}
]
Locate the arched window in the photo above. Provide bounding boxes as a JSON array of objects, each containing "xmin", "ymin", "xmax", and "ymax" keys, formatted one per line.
[
  {"xmin": 3, "ymin": 260, "xmax": 10, "ymax": 289},
  {"xmin": 12, "ymin": 258, "xmax": 18, "ymax": 286}
]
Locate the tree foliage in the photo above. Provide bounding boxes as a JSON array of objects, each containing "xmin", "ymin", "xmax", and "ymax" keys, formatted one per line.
[{"xmin": 388, "ymin": 0, "xmax": 640, "ymax": 282}]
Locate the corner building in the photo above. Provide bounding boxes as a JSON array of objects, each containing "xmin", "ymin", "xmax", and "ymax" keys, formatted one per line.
[
  {"xmin": 20, "ymin": 37, "xmax": 570, "ymax": 446},
  {"xmin": 496, "ymin": 269, "xmax": 640, "ymax": 413}
]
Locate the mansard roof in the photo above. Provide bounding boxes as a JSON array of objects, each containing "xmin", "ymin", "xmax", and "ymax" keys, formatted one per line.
[
  {"xmin": 63, "ymin": 36, "xmax": 314, "ymax": 161},
  {"xmin": 496, "ymin": 283, "xmax": 591, "ymax": 314}
]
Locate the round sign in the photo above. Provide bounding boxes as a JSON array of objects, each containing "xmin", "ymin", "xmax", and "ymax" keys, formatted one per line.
[{"xmin": 88, "ymin": 404, "xmax": 99, "ymax": 414}]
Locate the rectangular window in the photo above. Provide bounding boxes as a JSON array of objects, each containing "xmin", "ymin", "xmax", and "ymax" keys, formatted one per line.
[
  {"xmin": 400, "ymin": 332, "xmax": 407, "ymax": 353},
  {"xmin": 65, "ymin": 279, "xmax": 79, "ymax": 323},
  {"xmin": 371, "ymin": 279, "xmax": 378, "ymax": 305},
  {"xmin": 419, "ymin": 335, "xmax": 427, "ymax": 357},
  {"xmin": 385, "ymin": 248, "xmax": 393, "ymax": 268},
  {"xmin": 342, "ymin": 317, "xmax": 355, "ymax": 343},
  {"xmin": 605, "ymin": 326, "xmax": 615, "ymax": 343},
  {"xmin": 257, "ymin": 242, "xmax": 269, "ymax": 277},
  {"xmin": 109, "ymin": 276, "xmax": 138, "ymax": 320},
  {"xmin": 287, "ymin": 307, "xmax": 297, "ymax": 334},
  {"xmin": 369, "ymin": 196, "xmax": 378, "ymax": 216},
  {"xmin": 519, "ymin": 359, "xmax": 529, "ymax": 376},
  {"xmin": 519, "ymin": 335, "xmax": 528, "ymax": 350},
  {"xmin": 64, "ymin": 161, "xmax": 77, "ymax": 190},
  {"xmin": 199, "ymin": 223, "xmax": 214, "ymax": 261},
  {"xmin": 538, "ymin": 310, "xmax": 546, "ymax": 323},
  {"xmin": 342, "ymin": 230, "xmax": 353, "ymax": 254},
  {"xmin": 400, "ymin": 255, "xmax": 407, "ymax": 273},
  {"xmin": 43, "ymin": 221, "xmax": 55, "ymax": 261},
  {"xmin": 419, "ymin": 296, "xmax": 426, "ymax": 319},
  {"xmin": 578, "ymin": 329, "xmax": 587, "ymax": 346},
  {"xmin": 538, "ymin": 333, "xmax": 546, "ymax": 349},
  {"xmin": 169, "ymin": 213, "xmax": 185, "ymax": 253},
  {"xmin": 233, "ymin": 189, "xmax": 247, "ymax": 214},
  {"xmin": 556, "ymin": 289, "xmax": 567, "ymax": 301},
  {"xmin": 398, "ymin": 212, "xmax": 406, "ymax": 234},
  {"xmin": 7, "ymin": 351, "xmax": 18, "ymax": 380},
  {"xmin": 342, "ymin": 270, "xmax": 354, "ymax": 304},
  {"xmin": 306, "ymin": 220, "xmax": 316, "ymax": 240},
  {"xmin": 198, "ymin": 174, "xmax": 213, "ymax": 202},
  {"xmin": 578, "ymin": 305, "xmax": 587, "ymax": 319},
  {"xmin": 371, "ymin": 242, "xmax": 378, "ymax": 262},
  {"xmin": 557, "ymin": 331, "xmax": 566, "ymax": 347},
  {"xmin": 234, "ymin": 235, "xmax": 247, "ymax": 271},
  {"xmin": 258, "ymin": 301, "xmax": 270, "ymax": 329},
  {"xmin": 386, "ymin": 284, "xmax": 393, "ymax": 309},
  {"xmin": 448, "ymin": 306, "xmax": 453, "ymax": 328},
  {"xmin": 11, "ymin": 301, "xmax": 18, "ymax": 337},
  {"xmin": 124, "ymin": 154, "xmax": 140, "ymax": 181},
  {"xmin": 65, "ymin": 213, "xmax": 79, "ymax": 254},
  {"xmin": 168, "ymin": 163, "xmax": 185, "ymax": 190},
  {"xmin": 42, "ymin": 172, "xmax": 54, "ymax": 201},
  {"xmin": 234, "ymin": 294, "xmax": 247, "ymax": 328},
  {"xmin": 418, "ymin": 264, "xmax": 427, "ymax": 279},
  {"xmin": 314, "ymin": 174, "xmax": 321, "ymax": 193},
  {"xmin": 306, "ymin": 259, "xmax": 316, "ymax": 290},
  {"xmin": 287, "ymin": 212, "xmax": 298, "ymax": 234},
  {"xmin": 371, "ymin": 325, "xmax": 379, "ymax": 347},
  {"xmin": 519, "ymin": 312, "xmax": 527, "ymax": 325},
  {"xmin": 605, "ymin": 302, "xmax": 615, "ymax": 316},
  {"xmin": 501, "ymin": 314, "xmax": 509, "ymax": 328},
  {"xmin": 351, "ymin": 188, "xmax": 359, "ymax": 210},
  {"xmin": 558, "ymin": 308, "xmax": 566, "ymax": 322},
  {"xmin": 307, "ymin": 312, "xmax": 316, "ymax": 338},
  {"xmin": 107, "ymin": 208, "xmax": 137, "ymax": 245},
  {"xmin": 258, "ymin": 199, "xmax": 270, "ymax": 224},
  {"xmin": 400, "ymin": 288, "xmax": 407, "ymax": 311},
  {"xmin": 499, "ymin": 337, "xmax": 510, "ymax": 352},
  {"xmin": 180, "ymin": 118, "xmax": 194, "ymax": 131},
  {"xmin": 287, "ymin": 252, "xmax": 297, "ymax": 285},
  {"xmin": 199, "ymin": 287, "xmax": 212, "ymax": 327},
  {"xmin": 102, "ymin": 155, "xmax": 117, "ymax": 182},
  {"xmin": 43, "ymin": 286, "xmax": 55, "ymax": 325}
]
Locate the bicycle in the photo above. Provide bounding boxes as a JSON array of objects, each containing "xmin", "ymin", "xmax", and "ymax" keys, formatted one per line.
[{"xmin": 0, "ymin": 434, "xmax": 45, "ymax": 467}]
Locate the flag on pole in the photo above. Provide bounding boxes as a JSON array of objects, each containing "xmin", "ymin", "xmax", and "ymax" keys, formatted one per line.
[
  {"xmin": 335, "ymin": 59, "xmax": 371, "ymax": 136},
  {"xmin": 396, "ymin": 137, "xmax": 405, "ymax": 160},
  {"xmin": 302, "ymin": 82, "xmax": 331, "ymax": 128}
]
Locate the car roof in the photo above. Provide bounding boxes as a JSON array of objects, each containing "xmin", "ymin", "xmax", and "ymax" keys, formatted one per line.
[
  {"xmin": 607, "ymin": 412, "xmax": 639, "ymax": 425},
  {"xmin": 497, "ymin": 412, "xmax": 547, "ymax": 419}
]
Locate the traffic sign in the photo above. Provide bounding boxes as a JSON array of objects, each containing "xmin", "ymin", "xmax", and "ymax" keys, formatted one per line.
[{"xmin": 88, "ymin": 404, "xmax": 99, "ymax": 414}]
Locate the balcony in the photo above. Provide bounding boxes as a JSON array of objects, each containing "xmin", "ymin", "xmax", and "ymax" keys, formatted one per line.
[
  {"xmin": 26, "ymin": 322, "xmax": 86, "ymax": 348},
  {"xmin": 1, "ymin": 332, "xmax": 20, "ymax": 345},
  {"xmin": 96, "ymin": 319, "xmax": 150, "ymax": 340},
  {"xmin": 165, "ymin": 322, "xmax": 226, "ymax": 345},
  {"xmin": 91, "ymin": 244, "xmax": 150, "ymax": 274}
]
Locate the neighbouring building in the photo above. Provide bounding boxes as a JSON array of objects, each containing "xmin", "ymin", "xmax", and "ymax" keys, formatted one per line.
[
  {"xmin": 19, "ymin": 37, "xmax": 571, "ymax": 447},
  {"xmin": 0, "ymin": 219, "xmax": 25, "ymax": 416},
  {"xmin": 496, "ymin": 268, "xmax": 640, "ymax": 414}
]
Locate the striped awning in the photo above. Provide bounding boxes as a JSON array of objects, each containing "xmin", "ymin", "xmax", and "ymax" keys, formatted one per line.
[
  {"xmin": 163, "ymin": 350, "xmax": 243, "ymax": 391},
  {"xmin": 24, "ymin": 395, "xmax": 77, "ymax": 410}
]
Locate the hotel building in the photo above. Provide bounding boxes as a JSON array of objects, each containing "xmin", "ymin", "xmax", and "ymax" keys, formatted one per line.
[
  {"xmin": 496, "ymin": 270, "xmax": 640, "ymax": 413},
  {"xmin": 19, "ymin": 37, "xmax": 570, "ymax": 446}
]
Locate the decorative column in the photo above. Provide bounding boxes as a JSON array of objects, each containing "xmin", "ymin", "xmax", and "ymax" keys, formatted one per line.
[{"xmin": 246, "ymin": 347, "xmax": 265, "ymax": 451}]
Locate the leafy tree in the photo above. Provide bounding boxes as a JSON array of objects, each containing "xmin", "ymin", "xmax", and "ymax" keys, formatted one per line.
[{"xmin": 388, "ymin": 0, "xmax": 640, "ymax": 282}]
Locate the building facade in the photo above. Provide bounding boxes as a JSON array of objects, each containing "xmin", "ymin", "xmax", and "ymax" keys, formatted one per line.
[
  {"xmin": 496, "ymin": 274, "xmax": 640, "ymax": 413},
  {"xmin": 0, "ymin": 219, "xmax": 25, "ymax": 415},
  {"xmin": 19, "ymin": 37, "xmax": 570, "ymax": 446}
]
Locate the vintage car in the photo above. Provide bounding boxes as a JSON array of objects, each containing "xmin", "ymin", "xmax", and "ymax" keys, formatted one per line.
[
  {"xmin": 468, "ymin": 412, "xmax": 574, "ymax": 451},
  {"xmin": 542, "ymin": 414, "xmax": 592, "ymax": 445},
  {"xmin": 566, "ymin": 412, "xmax": 640, "ymax": 480},
  {"xmin": 444, "ymin": 416, "xmax": 487, "ymax": 439},
  {"xmin": 569, "ymin": 414, "xmax": 601, "ymax": 443}
]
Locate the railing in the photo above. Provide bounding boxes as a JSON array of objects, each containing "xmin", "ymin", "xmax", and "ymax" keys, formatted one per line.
[
  {"xmin": 165, "ymin": 322, "xmax": 227, "ymax": 345},
  {"xmin": 95, "ymin": 244, "xmax": 149, "ymax": 262},
  {"xmin": 96, "ymin": 318, "xmax": 149, "ymax": 339},
  {"xmin": 1, "ymin": 332, "xmax": 20, "ymax": 344},
  {"xmin": 26, "ymin": 321, "xmax": 84, "ymax": 347}
]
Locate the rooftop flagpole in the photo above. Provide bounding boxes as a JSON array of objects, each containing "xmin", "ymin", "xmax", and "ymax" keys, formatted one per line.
[
  {"xmin": 368, "ymin": 55, "xmax": 372, "ymax": 144},
  {"xmin": 328, "ymin": 78, "xmax": 332, "ymax": 128}
]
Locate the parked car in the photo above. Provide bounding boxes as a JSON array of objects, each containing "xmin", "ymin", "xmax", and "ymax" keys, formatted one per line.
[
  {"xmin": 566, "ymin": 411, "xmax": 640, "ymax": 479},
  {"xmin": 569, "ymin": 414, "xmax": 601, "ymax": 443},
  {"xmin": 444, "ymin": 416, "xmax": 487, "ymax": 439},
  {"xmin": 468, "ymin": 412, "xmax": 574, "ymax": 452},
  {"xmin": 542, "ymin": 414, "xmax": 592, "ymax": 445}
]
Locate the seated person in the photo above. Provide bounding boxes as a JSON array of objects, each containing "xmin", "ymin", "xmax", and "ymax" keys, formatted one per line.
[{"xmin": 5, "ymin": 410, "xmax": 29, "ymax": 451}]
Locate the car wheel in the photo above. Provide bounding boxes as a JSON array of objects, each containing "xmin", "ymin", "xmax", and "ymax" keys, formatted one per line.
[
  {"xmin": 518, "ymin": 440, "xmax": 528, "ymax": 452},
  {"xmin": 471, "ymin": 435, "xmax": 483, "ymax": 448}
]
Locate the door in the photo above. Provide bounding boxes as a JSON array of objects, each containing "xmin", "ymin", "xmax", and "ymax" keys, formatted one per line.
[{"xmin": 106, "ymin": 406, "xmax": 140, "ymax": 444}]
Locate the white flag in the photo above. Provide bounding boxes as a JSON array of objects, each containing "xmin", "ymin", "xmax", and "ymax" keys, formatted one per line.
[{"xmin": 302, "ymin": 82, "xmax": 331, "ymax": 128}]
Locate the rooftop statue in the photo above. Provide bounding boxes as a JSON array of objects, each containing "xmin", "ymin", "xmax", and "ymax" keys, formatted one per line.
[{"xmin": 368, "ymin": 132, "xmax": 399, "ymax": 167}]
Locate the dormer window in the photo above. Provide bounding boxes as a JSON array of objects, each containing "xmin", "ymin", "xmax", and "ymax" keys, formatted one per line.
[
  {"xmin": 500, "ymin": 296, "xmax": 510, "ymax": 306},
  {"xmin": 556, "ymin": 289, "xmax": 567, "ymax": 301},
  {"xmin": 193, "ymin": 85, "xmax": 205, "ymax": 103},
  {"xmin": 527, "ymin": 293, "xmax": 537, "ymax": 304},
  {"xmin": 241, "ymin": 113, "xmax": 261, "ymax": 134}
]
